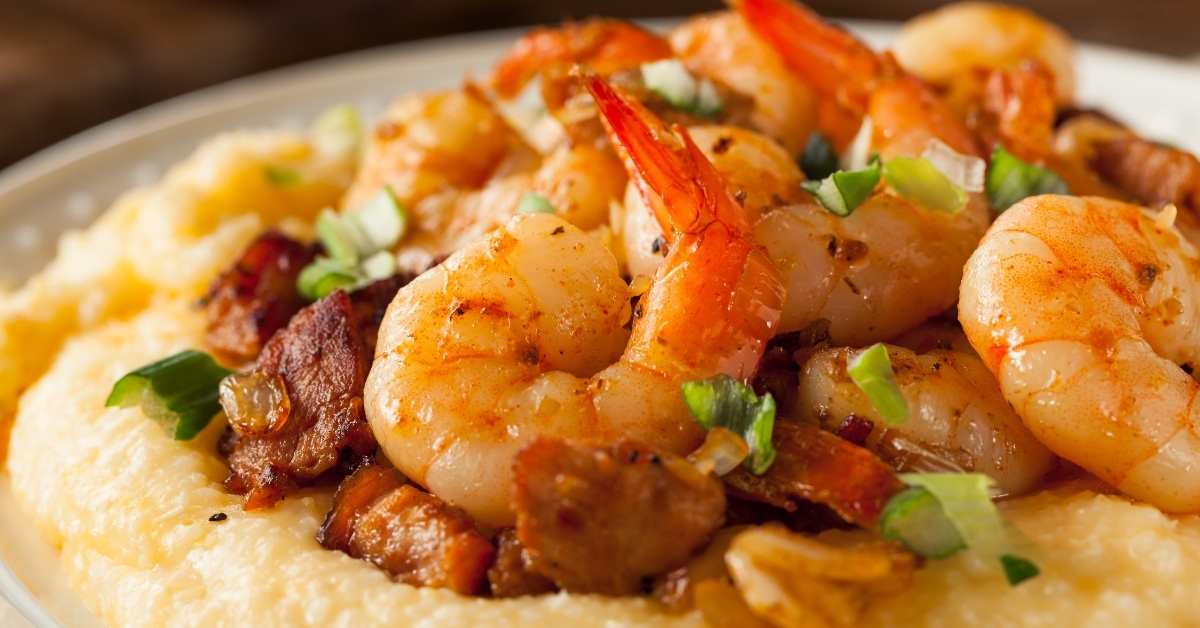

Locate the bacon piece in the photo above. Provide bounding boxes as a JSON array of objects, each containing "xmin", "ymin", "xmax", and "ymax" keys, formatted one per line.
[
  {"xmin": 723, "ymin": 420, "xmax": 905, "ymax": 528},
  {"xmin": 1092, "ymin": 137, "xmax": 1200, "ymax": 211},
  {"xmin": 220, "ymin": 276, "xmax": 408, "ymax": 509},
  {"xmin": 204, "ymin": 231, "xmax": 316, "ymax": 365},
  {"xmin": 513, "ymin": 439, "xmax": 726, "ymax": 595},
  {"xmin": 487, "ymin": 528, "xmax": 557, "ymax": 598},
  {"xmin": 318, "ymin": 464, "xmax": 495, "ymax": 595}
]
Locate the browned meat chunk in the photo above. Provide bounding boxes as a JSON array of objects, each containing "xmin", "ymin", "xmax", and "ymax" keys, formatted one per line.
[
  {"xmin": 204, "ymin": 231, "xmax": 316, "ymax": 365},
  {"xmin": 513, "ymin": 439, "xmax": 726, "ymax": 595},
  {"xmin": 724, "ymin": 420, "xmax": 905, "ymax": 528},
  {"xmin": 1092, "ymin": 137, "xmax": 1200, "ymax": 211},
  {"xmin": 319, "ymin": 464, "xmax": 495, "ymax": 595},
  {"xmin": 487, "ymin": 528, "xmax": 557, "ymax": 598},
  {"xmin": 220, "ymin": 276, "xmax": 408, "ymax": 510}
]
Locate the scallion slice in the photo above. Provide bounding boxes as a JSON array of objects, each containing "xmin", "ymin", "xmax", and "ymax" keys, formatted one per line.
[
  {"xmin": 264, "ymin": 167, "xmax": 300, "ymax": 187},
  {"xmin": 641, "ymin": 59, "xmax": 723, "ymax": 118},
  {"xmin": 800, "ymin": 132, "xmax": 839, "ymax": 181},
  {"xmin": 921, "ymin": 138, "xmax": 985, "ymax": 193},
  {"xmin": 847, "ymin": 343, "xmax": 908, "ymax": 424},
  {"xmin": 106, "ymin": 350, "xmax": 234, "ymax": 441},
  {"xmin": 899, "ymin": 472, "xmax": 1040, "ymax": 586},
  {"xmin": 359, "ymin": 250, "xmax": 398, "ymax": 281},
  {"xmin": 986, "ymin": 145, "xmax": 1070, "ymax": 212},
  {"xmin": 297, "ymin": 257, "xmax": 359, "ymax": 300},
  {"xmin": 682, "ymin": 375, "xmax": 777, "ymax": 475},
  {"xmin": 883, "ymin": 156, "xmax": 969, "ymax": 214},
  {"xmin": 311, "ymin": 103, "xmax": 363, "ymax": 158},
  {"xmin": 801, "ymin": 155, "xmax": 881, "ymax": 217},
  {"xmin": 516, "ymin": 191, "xmax": 556, "ymax": 214},
  {"xmin": 879, "ymin": 486, "xmax": 966, "ymax": 559},
  {"xmin": 316, "ymin": 209, "xmax": 363, "ymax": 264},
  {"xmin": 344, "ymin": 186, "xmax": 408, "ymax": 254}
]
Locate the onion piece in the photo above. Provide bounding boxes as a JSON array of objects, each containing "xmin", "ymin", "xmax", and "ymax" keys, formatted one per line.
[
  {"xmin": 688, "ymin": 426, "xmax": 750, "ymax": 476},
  {"xmin": 218, "ymin": 370, "xmax": 291, "ymax": 438}
]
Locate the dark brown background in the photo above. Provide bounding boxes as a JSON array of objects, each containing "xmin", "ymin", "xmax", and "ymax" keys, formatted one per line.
[{"xmin": 4, "ymin": 0, "xmax": 1198, "ymax": 170}]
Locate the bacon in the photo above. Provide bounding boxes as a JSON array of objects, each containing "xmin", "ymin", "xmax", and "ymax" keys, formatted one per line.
[
  {"xmin": 204, "ymin": 231, "xmax": 316, "ymax": 365},
  {"xmin": 318, "ymin": 464, "xmax": 495, "ymax": 595},
  {"xmin": 220, "ymin": 275, "xmax": 409, "ymax": 509},
  {"xmin": 1092, "ymin": 137, "xmax": 1200, "ymax": 212},
  {"xmin": 513, "ymin": 439, "xmax": 726, "ymax": 595},
  {"xmin": 486, "ymin": 528, "xmax": 557, "ymax": 598},
  {"xmin": 723, "ymin": 420, "xmax": 905, "ymax": 529}
]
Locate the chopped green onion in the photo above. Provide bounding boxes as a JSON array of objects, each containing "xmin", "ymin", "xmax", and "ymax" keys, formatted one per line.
[
  {"xmin": 847, "ymin": 343, "xmax": 908, "ymax": 424},
  {"xmin": 801, "ymin": 155, "xmax": 881, "ymax": 217},
  {"xmin": 359, "ymin": 250, "xmax": 398, "ymax": 281},
  {"xmin": 840, "ymin": 116, "xmax": 874, "ymax": 171},
  {"xmin": 921, "ymin": 138, "xmax": 985, "ymax": 193},
  {"xmin": 297, "ymin": 257, "xmax": 359, "ymax": 300},
  {"xmin": 641, "ymin": 59, "xmax": 723, "ymax": 118},
  {"xmin": 106, "ymin": 350, "xmax": 234, "ymax": 441},
  {"xmin": 516, "ymin": 192, "xmax": 556, "ymax": 214},
  {"xmin": 986, "ymin": 145, "xmax": 1070, "ymax": 212},
  {"xmin": 899, "ymin": 472, "xmax": 1040, "ymax": 586},
  {"xmin": 311, "ymin": 103, "xmax": 364, "ymax": 158},
  {"xmin": 682, "ymin": 375, "xmax": 776, "ymax": 475},
  {"xmin": 800, "ymin": 132, "xmax": 839, "ymax": 181},
  {"xmin": 879, "ymin": 487, "xmax": 966, "ymax": 559},
  {"xmin": 883, "ymin": 156, "xmax": 969, "ymax": 214},
  {"xmin": 316, "ymin": 209, "xmax": 362, "ymax": 264},
  {"xmin": 264, "ymin": 167, "xmax": 301, "ymax": 186},
  {"xmin": 344, "ymin": 186, "xmax": 408, "ymax": 254},
  {"xmin": 1000, "ymin": 554, "xmax": 1041, "ymax": 586}
]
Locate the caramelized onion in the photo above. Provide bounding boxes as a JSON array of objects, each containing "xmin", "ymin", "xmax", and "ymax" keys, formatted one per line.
[{"xmin": 218, "ymin": 371, "xmax": 291, "ymax": 437}]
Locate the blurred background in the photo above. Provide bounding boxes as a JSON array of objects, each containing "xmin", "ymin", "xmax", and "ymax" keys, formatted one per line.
[{"xmin": 4, "ymin": 0, "xmax": 1199, "ymax": 170}]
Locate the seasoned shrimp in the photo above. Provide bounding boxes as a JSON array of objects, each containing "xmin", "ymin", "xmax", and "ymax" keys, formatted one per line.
[
  {"xmin": 343, "ymin": 87, "xmax": 627, "ymax": 273},
  {"xmin": 365, "ymin": 75, "xmax": 785, "ymax": 527},
  {"xmin": 680, "ymin": 0, "xmax": 989, "ymax": 344},
  {"xmin": 668, "ymin": 10, "xmax": 817, "ymax": 156},
  {"xmin": 961, "ymin": 195, "xmax": 1200, "ymax": 512},
  {"xmin": 798, "ymin": 344, "xmax": 1056, "ymax": 496},
  {"xmin": 892, "ymin": 2, "xmax": 1076, "ymax": 107}
]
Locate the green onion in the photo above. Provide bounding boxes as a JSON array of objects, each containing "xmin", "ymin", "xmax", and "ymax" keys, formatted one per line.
[
  {"xmin": 311, "ymin": 103, "xmax": 363, "ymax": 158},
  {"xmin": 682, "ymin": 375, "xmax": 777, "ymax": 475},
  {"xmin": 315, "ymin": 209, "xmax": 362, "ymax": 264},
  {"xmin": 800, "ymin": 132, "xmax": 839, "ymax": 181},
  {"xmin": 899, "ymin": 473, "xmax": 1040, "ymax": 586},
  {"xmin": 106, "ymin": 350, "xmax": 234, "ymax": 441},
  {"xmin": 297, "ymin": 257, "xmax": 359, "ymax": 300},
  {"xmin": 847, "ymin": 343, "xmax": 908, "ymax": 424},
  {"xmin": 343, "ymin": 186, "xmax": 408, "ymax": 254},
  {"xmin": 641, "ymin": 59, "xmax": 723, "ymax": 118},
  {"xmin": 800, "ymin": 155, "xmax": 881, "ymax": 217},
  {"xmin": 986, "ymin": 146, "xmax": 1070, "ymax": 212},
  {"xmin": 883, "ymin": 156, "xmax": 969, "ymax": 214},
  {"xmin": 879, "ymin": 486, "xmax": 966, "ymax": 559},
  {"xmin": 1000, "ymin": 554, "xmax": 1041, "ymax": 586},
  {"xmin": 264, "ymin": 167, "xmax": 301, "ymax": 186},
  {"xmin": 359, "ymin": 250, "xmax": 398, "ymax": 281},
  {"xmin": 516, "ymin": 192, "xmax": 556, "ymax": 214}
]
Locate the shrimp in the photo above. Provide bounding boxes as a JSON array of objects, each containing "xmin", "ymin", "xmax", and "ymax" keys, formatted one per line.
[
  {"xmin": 891, "ymin": 2, "xmax": 1076, "ymax": 107},
  {"xmin": 668, "ymin": 10, "xmax": 817, "ymax": 156},
  {"xmin": 797, "ymin": 344, "xmax": 1056, "ymax": 496},
  {"xmin": 343, "ymin": 87, "xmax": 627, "ymax": 273},
  {"xmin": 364, "ymin": 75, "xmax": 785, "ymax": 527},
  {"xmin": 960, "ymin": 195, "xmax": 1200, "ymax": 512}
]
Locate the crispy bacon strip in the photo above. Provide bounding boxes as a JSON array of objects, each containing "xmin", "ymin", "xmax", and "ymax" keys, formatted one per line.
[
  {"xmin": 513, "ymin": 439, "xmax": 726, "ymax": 595},
  {"xmin": 723, "ymin": 420, "xmax": 905, "ymax": 528},
  {"xmin": 319, "ymin": 464, "xmax": 495, "ymax": 595},
  {"xmin": 486, "ymin": 528, "xmax": 558, "ymax": 598},
  {"xmin": 204, "ymin": 231, "xmax": 316, "ymax": 365},
  {"xmin": 220, "ymin": 275, "xmax": 409, "ymax": 509}
]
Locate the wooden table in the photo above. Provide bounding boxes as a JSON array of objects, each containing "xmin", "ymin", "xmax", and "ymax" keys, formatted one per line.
[{"xmin": 3, "ymin": 0, "xmax": 1199, "ymax": 170}]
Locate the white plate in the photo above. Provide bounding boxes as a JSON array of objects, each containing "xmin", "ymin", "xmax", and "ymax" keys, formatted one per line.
[{"xmin": 2, "ymin": 19, "xmax": 1200, "ymax": 628}]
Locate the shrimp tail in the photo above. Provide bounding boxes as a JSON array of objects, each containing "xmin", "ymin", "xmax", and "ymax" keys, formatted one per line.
[
  {"xmin": 729, "ymin": 0, "xmax": 881, "ymax": 116},
  {"xmin": 489, "ymin": 19, "xmax": 672, "ymax": 98},
  {"xmin": 579, "ymin": 68, "xmax": 750, "ymax": 242},
  {"xmin": 582, "ymin": 70, "xmax": 786, "ymax": 382}
]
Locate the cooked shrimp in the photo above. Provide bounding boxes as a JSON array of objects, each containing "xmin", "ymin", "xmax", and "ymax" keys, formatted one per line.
[
  {"xmin": 692, "ymin": 0, "xmax": 990, "ymax": 344},
  {"xmin": 797, "ymin": 344, "xmax": 1056, "ymax": 496},
  {"xmin": 364, "ymin": 75, "xmax": 785, "ymax": 527},
  {"xmin": 960, "ymin": 195, "xmax": 1200, "ymax": 512},
  {"xmin": 668, "ymin": 11, "xmax": 817, "ymax": 156},
  {"xmin": 343, "ymin": 87, "xmax": 627, "ymax": 273},
  {"xmin": 891, "ymin": 2, "xmax": 1076, "ymax": 107}
]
